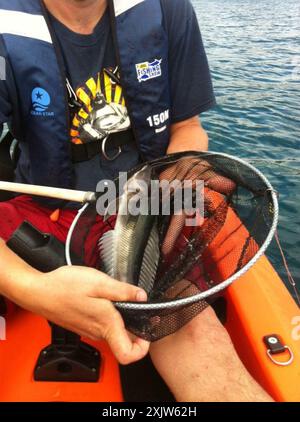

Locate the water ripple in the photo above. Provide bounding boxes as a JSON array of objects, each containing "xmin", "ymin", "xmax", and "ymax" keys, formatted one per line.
[{"xmin": 192, "ymin": 0, "xmax": 300, "ymax": 295}]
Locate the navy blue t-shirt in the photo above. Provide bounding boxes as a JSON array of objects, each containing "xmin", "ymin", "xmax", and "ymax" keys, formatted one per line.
[{"xmin": 0, "ymin": 0, "xmax": 215, "ymax": 192}]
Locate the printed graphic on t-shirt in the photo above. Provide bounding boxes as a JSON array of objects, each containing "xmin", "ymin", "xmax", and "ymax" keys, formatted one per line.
[{"xmin": 71, "ymin": 68, "xmax": 130, "ymax": 144}]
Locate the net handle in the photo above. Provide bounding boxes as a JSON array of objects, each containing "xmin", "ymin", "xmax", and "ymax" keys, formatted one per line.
[{"xmin": 0, "ymin": 181, "xmax": 96, "ymax": 203}]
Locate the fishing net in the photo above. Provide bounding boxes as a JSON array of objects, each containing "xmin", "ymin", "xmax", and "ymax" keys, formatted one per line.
[{"xmin": 66, "ymin": 151, "xmax": 278, "ymax": 341}]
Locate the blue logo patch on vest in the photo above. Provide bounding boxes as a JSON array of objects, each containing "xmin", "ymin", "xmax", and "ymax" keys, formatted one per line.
[
  {"xmin": 31, "ymin": 87, "xmax": 54, "ymax": 116},
  {"xmin": 136, "ymin": 59, "xmax": 162, "ymax": 83}
]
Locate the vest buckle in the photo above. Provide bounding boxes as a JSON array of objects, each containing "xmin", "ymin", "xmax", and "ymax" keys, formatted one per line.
[{"xmin": 102, "ymin": 136, "xmax": 122, "ymax": 161}]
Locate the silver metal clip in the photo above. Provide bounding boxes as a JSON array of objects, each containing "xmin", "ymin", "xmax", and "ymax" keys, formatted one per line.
[
  {"xmin": 102, "ymin": 136, "xmax": 122, "ymax": 161},
  {"xmin": 267, "ymin": 346, "xmax": 294, "ymax": 366}
]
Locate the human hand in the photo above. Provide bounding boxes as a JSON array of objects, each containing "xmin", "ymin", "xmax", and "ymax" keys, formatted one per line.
[
  {"xmin": 18, "ymin": 266, "xmax": 150, "ymax": 365},
  {"xmin": 159, "ymin": 156, "xmax": 236, "ymax": 255}
]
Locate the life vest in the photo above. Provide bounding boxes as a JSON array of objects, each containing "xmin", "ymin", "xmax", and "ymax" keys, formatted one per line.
[{"xmin": 0, "ymin": 0, "xmax": 171, "ymax": 189}]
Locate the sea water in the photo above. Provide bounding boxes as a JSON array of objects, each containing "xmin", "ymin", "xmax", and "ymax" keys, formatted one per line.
[{"xmin": 192, "ymin": 0, "xmax": 300, "ymax": 297}]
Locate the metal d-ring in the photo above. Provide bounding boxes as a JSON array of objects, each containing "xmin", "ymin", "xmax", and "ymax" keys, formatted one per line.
[
  {"xmin": 102, "ymin": 136, "xmax": 122, "ymax": 161},
  {"xmin": 267, "ymin": 346, "xmax": 294, "ymax": 366}
]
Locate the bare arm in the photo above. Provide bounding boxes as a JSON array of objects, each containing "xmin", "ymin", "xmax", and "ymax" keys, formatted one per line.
[
  {"xmin": 0, "ymin": 238, "xmax": 149, "ymax": 364},
  {"xmin": 167, "ymin": 115, "xmax": 209, "ymax": 154},
  {"xmin": 151, "ymin": 117, "xmax": 273, "ymax": 402},
  {"xmin": 150, "ymin": 307, "xmax": 273, "ymax": 402}
]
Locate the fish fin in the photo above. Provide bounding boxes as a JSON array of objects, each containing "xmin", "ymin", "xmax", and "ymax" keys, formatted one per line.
[
  {"xmin": 104, "ymin": 197, "xmax": 120, "ymax": 221},
  {"xmin": 98, "ymin": 230, "xmax": 115, "ymax": 277},
  {"xmin": 139, "ymin": 224, "xmax": 160, "ymax": 293}
]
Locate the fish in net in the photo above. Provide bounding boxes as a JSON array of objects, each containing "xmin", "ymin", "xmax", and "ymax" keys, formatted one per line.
[{"xmin": 66, "ymin": 151, "xmax": 278, "ymax": 341}]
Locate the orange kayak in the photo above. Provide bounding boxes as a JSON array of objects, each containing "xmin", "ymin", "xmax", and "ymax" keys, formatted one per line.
[
  {"xmin": 205, "ymin": 192, "xmax": 300, "ymax": 402},
  {"xmin": 226, "ymin": 256, "xmax": 300, "ymax": 402},
  {"xmin": 0, "ymin": 256, "xmax": 298, "ymax": 402}
]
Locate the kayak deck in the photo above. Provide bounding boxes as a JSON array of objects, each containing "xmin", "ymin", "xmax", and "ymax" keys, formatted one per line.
[
  {"xmin": 0, "ymin": 255, "xmax": 299, "ymax": 402},
  {"xmin": 225, "ymin": 256, "xmax": 300, "ymax": 402},
  {"xmin": 0, "ymin": 311, "xmax": 123, "ymax": 402}
]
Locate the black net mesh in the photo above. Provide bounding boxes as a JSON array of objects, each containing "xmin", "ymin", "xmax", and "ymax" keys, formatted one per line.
[{"xmin": 68, "ymin": 152, "xmax": 276, "ymax": 341}]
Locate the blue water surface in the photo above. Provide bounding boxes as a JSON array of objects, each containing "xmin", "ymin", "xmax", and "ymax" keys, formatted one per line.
[{"xmin": 192, "ymin": 0, "xmax": 300, "ymax": 297}]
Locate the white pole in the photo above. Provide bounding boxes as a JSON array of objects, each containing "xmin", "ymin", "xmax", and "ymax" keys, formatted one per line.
[{"xmin": 0, "ymin": 181, "xmax": 95, "ymax": 203}]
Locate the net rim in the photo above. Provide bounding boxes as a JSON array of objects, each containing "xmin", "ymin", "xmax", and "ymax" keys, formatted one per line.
[{"xmin": 66, "ymin": 151, "xmax": 279, "ymax": 311}]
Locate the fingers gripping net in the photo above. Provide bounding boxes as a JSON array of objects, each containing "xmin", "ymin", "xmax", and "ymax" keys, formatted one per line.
[{"xmin": 67, "ymin": 152, "xmax": 278, "ymax": 341}]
